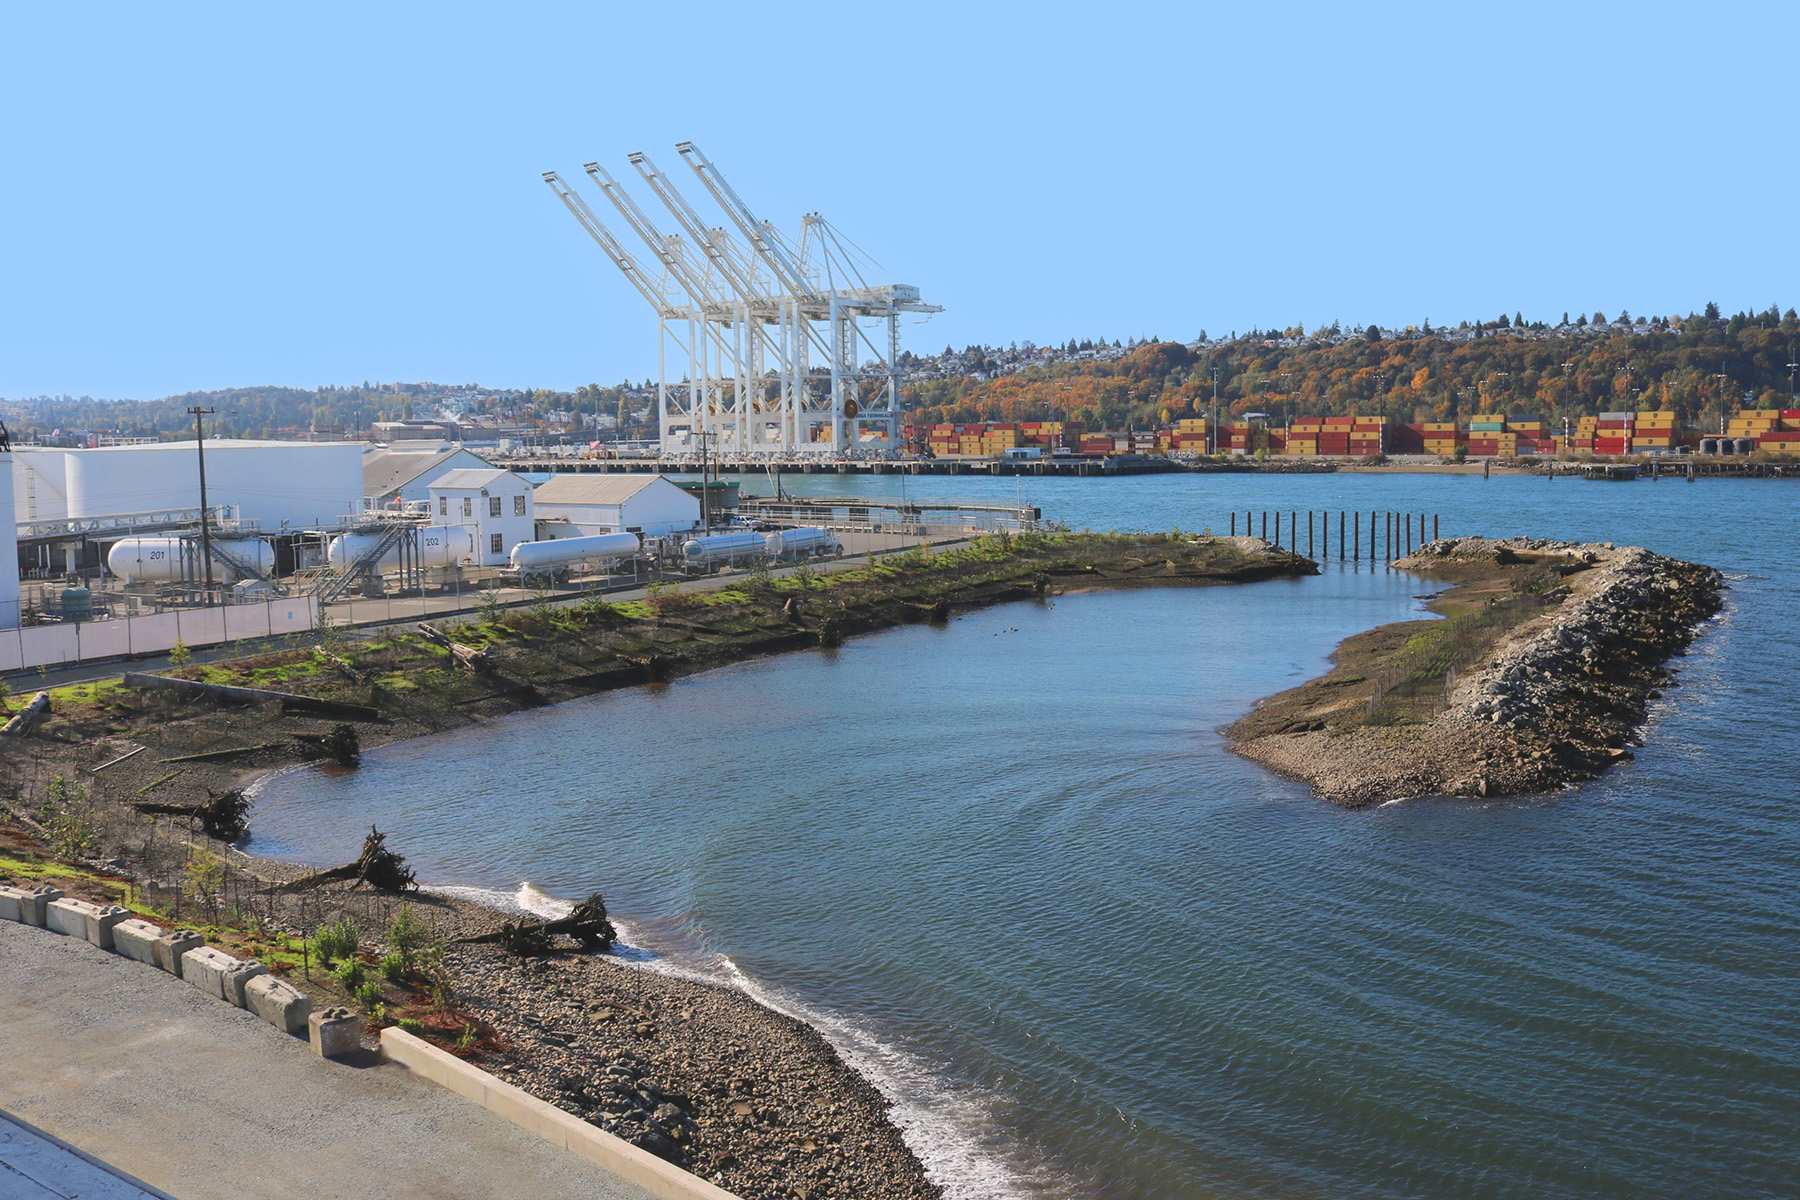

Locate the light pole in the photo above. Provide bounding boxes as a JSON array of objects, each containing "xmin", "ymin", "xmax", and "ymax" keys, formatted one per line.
[
  {"xmin": 1714, "ymin": 374, "xmax": 1730, "ymax": 434},
  {"xmin": 187, "ymin": 406, "xmax": 216, "ymax": 604}
]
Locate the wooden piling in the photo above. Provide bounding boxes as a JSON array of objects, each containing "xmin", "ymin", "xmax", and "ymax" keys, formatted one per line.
[
  {"xmin": 1339, "ymin": 511, "xmax": 1346, "ymax": 561},
  {"xmin": 1230, "ymin": 512, "xmax": 1236, "ymax": 536},
  {"xmin": 1261, "ymin": 511, "xmax": 1267, "ymax": 542}
]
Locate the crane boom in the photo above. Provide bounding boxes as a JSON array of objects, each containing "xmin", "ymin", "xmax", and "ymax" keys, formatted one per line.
[
  {"xmin": 583, "ymin": 162, "xmax": 721, "ymax": 310},
  {"xmin": 630, "ymin": 153, "xmax": 761, "ymax": 303},
  {"xmin": 676, "ymin": 141, "xmax": 813, "ymax": 301},
  {"xmin": 540, "ymin": 172, "xmax": 674, "ymax": 316}
]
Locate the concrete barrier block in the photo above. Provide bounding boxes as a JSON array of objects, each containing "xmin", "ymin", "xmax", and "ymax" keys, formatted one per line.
[
  {"xmin": 154, "ymin": 929, "xmax": 204, "ymax": 975},
  {"xmin": 18, "ymin": 886, "xmax": 61, "ymax": 927},
  {"xmin": 245, "ymin": 974, "xmax": 312, "ymax": 1034},
  {"xmin": 308, "ymin": 1006, "xmax": 364, "ymax": 1058},
  {"xmin": 112, "ymin": 918, "xmax": 165, "ymax": 966},
  {"xmin": 83, "ymin": 904, "xmax": 129, "ymax": 950},
  {"xmin": 181, "ymin": 946, "xmax": 242, "ymax": 1001},
  {"xmin": 0, "ymin": 885, "xmax": 26, "ymax": 923},
  {"xmin": 223, "ymin": 959, "xmax": 268, "ymax": 1008},
  {"xmin": 46, "ymin": 897, "xmax": 101, "ymax": 939}
]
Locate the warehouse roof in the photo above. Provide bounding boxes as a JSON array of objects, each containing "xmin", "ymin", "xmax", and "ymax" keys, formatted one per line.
[
  {"xmin": 429, "ymin": 468, "xmax": 525, "ymax": 491},
  {"xmin": 531, "ymin": 474, "xmax": 678, "ymax": 506},
  {"xmin": 362, "ymin": 445, "xmax": 485, "ymax": 498}
]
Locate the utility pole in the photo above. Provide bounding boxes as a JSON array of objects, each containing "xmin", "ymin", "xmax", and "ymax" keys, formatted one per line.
[
  {"xmin": 188, "ymin": 406, "xmax": 217, "ymax": 603},
  {"xmin": 694, "ymin": 429, "xmax": 712, "ymax": 532}
]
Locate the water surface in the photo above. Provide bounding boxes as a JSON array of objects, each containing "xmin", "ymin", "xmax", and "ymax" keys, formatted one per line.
[{"xmin": 251, "ymin": 471, "xmax": 1799, "ymax": 1199}]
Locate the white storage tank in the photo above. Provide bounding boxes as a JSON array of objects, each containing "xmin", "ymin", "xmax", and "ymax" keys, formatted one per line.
[
  {"xmin": 328, "ymin": 525, "xmax": 478, "ymax": 573},
  {"xmin": 763, "ymin": 526, "xmax": 839, "ymax": 560},
  {"xmin": 107, "ymin": 536, "xmax": 276, "ymax": 584},
  {"xmin": 509, "ymin": 532, "xmax": 640, "ymax": 575}
]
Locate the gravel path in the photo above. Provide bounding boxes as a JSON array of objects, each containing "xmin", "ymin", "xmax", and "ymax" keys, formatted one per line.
[{"xmin": 0, "ymin": 921, "xmax": 660, "ymax": 1200}]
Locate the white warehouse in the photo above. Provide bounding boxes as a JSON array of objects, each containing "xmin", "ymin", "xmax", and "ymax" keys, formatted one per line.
[
  {"xmin": 362, "ymin": 444, "xmax": 495, "ymax": 511},
  {"xmin": 12, "ymin": 441, "xmax": 364, "ymax": 532},
  {"xmin": 427, "ymin": 468, "xmax": 534, "ymax": 567},
  {"xmin": 531, "ymin": 475, "xmax": 699, "ymax": 537}
]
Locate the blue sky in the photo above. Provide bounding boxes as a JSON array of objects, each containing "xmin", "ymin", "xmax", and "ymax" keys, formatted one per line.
[{"xmin": 4, "ymin": 2, "xmax": 1794, "ymax": 398}]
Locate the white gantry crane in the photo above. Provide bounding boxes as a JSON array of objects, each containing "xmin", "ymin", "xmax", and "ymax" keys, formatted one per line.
[{"xmin": 543, "ymin": 143, "xmax": 940, "ymax": 458}]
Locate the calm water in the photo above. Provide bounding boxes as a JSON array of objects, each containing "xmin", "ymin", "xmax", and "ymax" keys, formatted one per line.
[{"xmin": 249, "ymin": 472, "xmax": 1800, "ymax": 1199}]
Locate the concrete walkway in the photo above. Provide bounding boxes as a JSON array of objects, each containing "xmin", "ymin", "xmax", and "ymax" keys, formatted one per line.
[{"xmin": 0, "ymin": 921, "xmax": 655, "ymax": 1200}]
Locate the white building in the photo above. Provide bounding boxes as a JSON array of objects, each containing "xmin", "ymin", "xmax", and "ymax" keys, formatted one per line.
[
  {"xmin": 363, "ymin": 444, "xmax": 494, "ymax": 510},
  {"xmin": 11, "ymin": 441, "xmax": 364, "ymax": 532},
  {"xmin": 1, "ymin": 450, "xmax": 19, "ymax": 629},
  {"xmin": 427, "ymin": 468, "xmax": 534, "ymax": 566},
  {"xmin": 530, "ymin": 474, "xmax": 699, "ymax": 537}
]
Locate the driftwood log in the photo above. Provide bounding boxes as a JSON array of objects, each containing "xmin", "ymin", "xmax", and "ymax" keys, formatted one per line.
[
  {"xmin": 291, "ymin": 724, "xmax": 360, "ymax": 766},
  {"xmin": 0, "ymin": 692, "xmax": 51, "ymax": 738},
  {"xmin": 132, "ymin": 788, "xmax": 251, "ymax": 840},
  {"xmin": 417, "ymin": 623, "xmax": 493, "ymax": 672},
  {"xmin": 266, "ymin": 825, "xmax": 416, "ymax": 894},
  {"xmin": 120, "ymin": 672, "xmax": 383, "ymax": 722},
  {"xmin": 461, "ymin": 893, "xmax": 616, "ymax": 956}
]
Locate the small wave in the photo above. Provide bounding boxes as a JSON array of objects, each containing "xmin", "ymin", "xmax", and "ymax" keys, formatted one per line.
[
  {"xmin": 426, "ymin": 879, "xmax": 1058, "ymax": 1197},
  {"xmin": 423, "ymin": 880, "xmax": 575, "ymax": 920}
]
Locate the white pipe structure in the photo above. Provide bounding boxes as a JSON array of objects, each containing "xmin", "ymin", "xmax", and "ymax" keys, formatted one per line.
[{"xmin": 543, "ymin": 143, "xmax": 941, "ymax": 458}]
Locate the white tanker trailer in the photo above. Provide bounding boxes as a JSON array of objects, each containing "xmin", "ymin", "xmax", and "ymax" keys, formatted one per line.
[
  {"xmin": 107, "ymin": 536, "xmax": 277, "ymax": 584},
  {"xmin": 762, "ymin": 526, "xmax": 840, "ymax": 561},
  {"xmin": 680, "ymin": 530, "xmax": 769, "ymax": 571},
  {"xmin": 506, "ymin": 532, "xmax": 641, "ymax": 582},
  {"xmin": 327, "ymin": 525, "xmax": 478, "ymax": 573}
]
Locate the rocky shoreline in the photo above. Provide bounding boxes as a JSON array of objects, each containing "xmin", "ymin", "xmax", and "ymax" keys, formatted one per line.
[
  {"xmin": 447, "ymin": 937, "xmax": 939, "ymax": 1200},
  {"xmin": 1227, "ymin": 537, "xmax": 1724, "ymax": 806}
]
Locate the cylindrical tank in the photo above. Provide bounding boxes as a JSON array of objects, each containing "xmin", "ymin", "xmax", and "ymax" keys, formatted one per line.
[
  {"xmin": 1699, "ymin": 437, "xmax": 1719, "ymax": 456},
  {"xmin": 763, "ymin": 526, "xmax": 839, "ymax": 559},
  {"xmin": 681, "ymin": 530, "xmax": 767, "ymax": 565},
  {"xmin": 509, "ymin": 532, "xmax": 640, "ymax": 573},
  {"xmin": 1735, "ymin": 438, "xmax": 1756, "ymax": 455},
  {"xmin": 327, "ymin": 525, "xmax": 477, "ymax": 572},
  {"xmin": 60, "ymin": 586, "xmax": 93, "ymax": 623},
  {"xmin": 107, "ymin": 536, "xmax": 275, "ymax": 584}
]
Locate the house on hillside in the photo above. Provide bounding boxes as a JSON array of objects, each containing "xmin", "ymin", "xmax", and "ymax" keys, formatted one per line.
[
  {"xmin": 531, "ymin": 474, "xmax": 698, "ymax": 537},
  {"xmin": 363, "ymin": 444, "xmax": 494, "ymax": 510},
  {"xmin": 427, "ymin": 468, "xmax": 534, "ymax": 565}
]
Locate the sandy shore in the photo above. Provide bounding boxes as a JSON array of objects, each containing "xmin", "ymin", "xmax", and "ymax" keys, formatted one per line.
[{"xmin": 1226, "ymin": 537, "xmax": 1723, "ymax": 805}]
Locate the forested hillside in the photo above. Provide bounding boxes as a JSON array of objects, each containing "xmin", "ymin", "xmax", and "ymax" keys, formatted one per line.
[{"xmin": 906, "ymin": 305, "xmax": 1800, "ymax": 430}]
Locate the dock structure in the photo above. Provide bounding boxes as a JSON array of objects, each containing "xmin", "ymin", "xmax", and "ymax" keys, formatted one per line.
[{"xmin": 497, "ymin": 454, "xmax": 1184, "ymax": 478}]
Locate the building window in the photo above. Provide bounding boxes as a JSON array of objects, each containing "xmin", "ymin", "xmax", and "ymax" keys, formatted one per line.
[
  {"xmin": 462, "ymin": 497, "xmax": 472, "ymax": 518},
  {"xmin": 438, "ymin": 497, "xmax": 447, "ymax": 516},
  {"xmin": 490, "ymin": 533, "xmax": 503, "ymax": 556},
  {"xmin": 513, "ymin": 495, "xmax": 526, "ymax": 516},
  {"xmin": 489, "ymin": 496, "xmax": 502, "ymax": 518}
]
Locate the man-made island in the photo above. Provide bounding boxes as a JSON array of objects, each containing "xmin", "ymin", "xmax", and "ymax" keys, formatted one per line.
[{"xmin": 1227, "ymin": 537, "xmax": 1723, "ymax": 805}]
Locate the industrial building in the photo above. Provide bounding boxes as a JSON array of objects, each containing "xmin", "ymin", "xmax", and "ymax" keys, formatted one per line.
[
  {"xmin": 13, "ymin": 441, "xmax": 364, "ymax": 531},
  {"xmin": 363, "ymin": 444, "xmax": 495, "ymax": 510},
  {"xmin": 543, "ymin": 142, "xmax": 939, "ymax": 458},
  {"xmin": 428, "ymin": 469, "xmax": 535, "ymax": 566},
  {"xmin": 531, "ymin": 474, "xmax": 699, "ymax": 537}
]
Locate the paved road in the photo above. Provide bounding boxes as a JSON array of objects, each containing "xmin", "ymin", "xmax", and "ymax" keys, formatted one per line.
[{"xmin": 0, "ymin": 921, "xmax": 656, "ymax": 1200}]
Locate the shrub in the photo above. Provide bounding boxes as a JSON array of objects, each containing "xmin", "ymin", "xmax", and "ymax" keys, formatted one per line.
[
  {"xmin": 385, "ymin": 902, "xmax": 430, "ymax": 969},
  {"xmin": 167, "ymin": 639, "xmax": 192, "ymax": 667},
  {"xmin": 334, "ymin": 958, "xmax": 366, "ymax": 990},
  {"xmin": 312, "ymin": 918, "xmax": 360, "ymax": 965},
  {"xmin": 455, "ymin": 1023, "xmax": 479, "ymax": 1051},
  {"xmin": 398, "ymin": 1017, "xmax": 426, "ymax": 1035},
  {"xmin": 44, "ymin": 775, "xmax": 99, "ymax": 858},
  {"xmin": 379, "ymin": 950, "xmax": 407, "ymax": 983},
  {"xmin": 353, "ymin": 979, "xmax": 385, "ymax": 1012}
]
